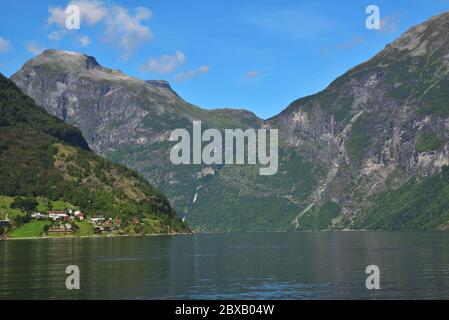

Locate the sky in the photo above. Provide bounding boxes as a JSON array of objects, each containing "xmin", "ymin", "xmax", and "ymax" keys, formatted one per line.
[{"xmin": 0, "ymin": 0, "xmax": 448, "ymax": 119}]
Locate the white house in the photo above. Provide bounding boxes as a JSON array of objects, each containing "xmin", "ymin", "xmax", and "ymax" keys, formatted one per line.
[
  {"xmin": 90, "ymin": 216, "xmax": 105, "ymax": 223},
  {"xmin": 31, "ymin": 212, "xmax": 47, "ymax": 219},
  {"xmin": 0, "ymin": 213, "xmax": 9, "ymax": 226},
  {"xmin": 48, "ymin": 211, "xmax": 68, "ymax": 221}
]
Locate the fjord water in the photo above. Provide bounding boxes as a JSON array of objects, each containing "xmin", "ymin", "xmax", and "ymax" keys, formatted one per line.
[{"xmin": 1, "ymin": 232, "xmax": 449, "ymax": 299}]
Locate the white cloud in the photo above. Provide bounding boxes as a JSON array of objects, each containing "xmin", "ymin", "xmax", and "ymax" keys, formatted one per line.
[
  {"xmin": 174, "ymin": 65, "xmax": 210, "ymax": 81},
  {"xmin": 48, "ymin": 30, "xmax": 66, "ymax": 41},
  {"xmin": 0, "ymin": 37, "xmax": 11, "ymax": 53},
  {"xmin": 47, "ymin": 1, "xmax": 152, "ymax": 58},
  {"xmin": 246, "ymin": 70, "xmax": 259, "ymax": 78},
  {"xmin": 78, "ymin": 35, "xmax": 91, "ymax": 47},
  {"xmin": 379, "ymin": 14, "xmax": 400, "ymax": 33},
  {"xmin": 77, "ymin": 0, "xmax": 108, "ymax": 25},
  {"xmin": 26, "ymin": 41, "xmax": 45, "ymax": 56},
  {"xmin": 140, "ymin": 51, "xmax": 186, "ymax": 73},
  {"xmin": 48, "ymin": 0, "xmax": 107, "ymax": 27},
  {"xmin": 47, "ymin": 6, "xmax": 67, "ymax": 27},
  {"xmin": 335, "ymin": 36, "xmax": 364, "ymax": 50},
  {"xmin": 104, "ymin": 6, "xmax": 152, "ymax": 58},
  {"xmin": 320, "ymin": 36, "xmax": 365, "ymax": 57}
]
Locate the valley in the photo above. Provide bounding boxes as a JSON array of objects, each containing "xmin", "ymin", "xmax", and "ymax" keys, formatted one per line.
[{"xmin": 5, "ymin": 11, "xmax": 449, "ymax": 232}]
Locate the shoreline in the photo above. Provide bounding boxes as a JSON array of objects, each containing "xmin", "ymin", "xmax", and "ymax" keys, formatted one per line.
[
  {"xmin": 0, "ymin": 229, "xmax": 447, "ymax": 242},
  {"xmin": 2, "ymin": 229, "xmax": 445, "ymax": 241},
  {"xmin": 0, "ymin": 231, "xmax": 193, "ymax": 241}
]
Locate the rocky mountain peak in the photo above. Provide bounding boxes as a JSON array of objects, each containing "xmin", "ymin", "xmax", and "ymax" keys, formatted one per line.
[
  {"xmin": 386, "ymin": 11, "xmax": 449, "ymax": 58},
  {"xmin": 18, "ymin": 50, "xmax": 138, "ymax": 84},
  {"xmin": 33, "ymin": 49, "xmax": 100, "ymax": 70},
  {"xmin": 145, "ymin": 80, "xmax": 172, "ymax": 90}
]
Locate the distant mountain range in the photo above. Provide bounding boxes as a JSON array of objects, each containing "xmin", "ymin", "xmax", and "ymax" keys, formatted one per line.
[{"xmin": 10, "ymin": 10, "xmax": 449, "ymax": 231}]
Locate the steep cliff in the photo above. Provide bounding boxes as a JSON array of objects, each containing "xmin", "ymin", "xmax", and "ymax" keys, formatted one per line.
[{"xmin": 265, "ymin": 11, "xmax": 449, "ymax": 230}]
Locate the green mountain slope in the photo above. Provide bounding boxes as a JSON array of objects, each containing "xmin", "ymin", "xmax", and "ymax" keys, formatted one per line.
[
  {"xmin": 0, "ymin": 74, "xmax": 89, "ymax": 150},
  {"xmin": 0, "ymin": 73, "xmax": 188, "ymax": 236},
  {"xmin": 353, "ymin": 166, "xmax": 449, "ymax": 230}
]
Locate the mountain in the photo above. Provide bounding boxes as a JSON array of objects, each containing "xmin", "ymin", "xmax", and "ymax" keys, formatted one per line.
[
  {"xmin": 10, "ymin": 10, "xmax": 449, "ymax": 231},
  {"xmin": 264, "ymin": 10, "xmax": 449, "ymax": 230},
  {"xmin": 0, "ymin": 73, "xmax": 188, "ymax": 235},
  {"xmin": 11, "ymin": 50, "xmax": 264, "ymax": 229},
  {"xmin": 0, "ymin": 72, "xmax": 89, "ymax": 151}
]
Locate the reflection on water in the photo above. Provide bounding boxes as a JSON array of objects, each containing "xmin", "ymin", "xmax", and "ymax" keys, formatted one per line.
[{"xmin": 1, "ymin": 232, "xmax": 449, "ymax": 299}]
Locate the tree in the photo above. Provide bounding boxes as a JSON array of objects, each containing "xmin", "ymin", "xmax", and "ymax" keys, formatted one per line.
[
  {"xmin": 11, "ymin": 196, "xmax": 38, "ymax": 212},
  {"xmin": 46, "ymin": 198, "xmax": 53, "ymax": 211}
]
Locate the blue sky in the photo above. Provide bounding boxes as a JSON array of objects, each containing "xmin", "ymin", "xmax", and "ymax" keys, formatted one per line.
[{"xmin": 0, "ymin": 0, "xmax": 448, "ymax": 119}]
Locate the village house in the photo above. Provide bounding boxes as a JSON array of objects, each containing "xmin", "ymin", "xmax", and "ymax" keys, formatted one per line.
[
  {"xmin": 48, "ymin": 223, "xmax": 73, "ymax": 234},
  {"xmin": 90, "ymin": 216, "xmax": 105, "ymax": 223},
  {"xmin": 0, "ymin": 213, "xmax": 9, "ymax": 227},
  {"xmin": 31, "ymin": 212, "xmax": 47, "ymax": 220},
  {"xmin": 48, "ymin": 211, "xmax": 68, "ymax": 221},
  {"xmin": 91, "ymin": 217, "xmax": 114, "ymax": 234},
  {"xmin": 94, "ymin": 226, "xmax": 104, "ymax": 234},
  {"xmin": 74, "ymin": 211, "xmax": 85, "ymax": 221},
  {"xmin": 30, "ymin": 210, "xmax": 85, "ymax": 222}
]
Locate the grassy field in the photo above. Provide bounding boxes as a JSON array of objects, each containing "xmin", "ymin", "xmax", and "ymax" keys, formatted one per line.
[
  {"xmin": 0, "ymin": 196, "xmax": 26, "ymax": 220},
  {"xmin": 9, "ymin": 221, "xmax": 49, "ymax": 238},
  {"xmin": 35, "ymin": 197, "xmax": 78, "ymax": 213},
  {"xmin": 75, "ymin": 221, "xmax": 95, "ymax": 236}
]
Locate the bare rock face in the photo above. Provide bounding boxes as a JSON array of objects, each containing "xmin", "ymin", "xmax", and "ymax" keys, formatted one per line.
[
  {"xmin": 11, "ymin": 11, "xmax": 449, "ymax": 231},
  {"xmin": 12, "ymin": 50, "xmax": 188, "ymax": 153}
]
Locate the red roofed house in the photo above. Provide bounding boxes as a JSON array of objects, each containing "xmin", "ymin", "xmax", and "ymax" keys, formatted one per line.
[{"xmin": 74, "ymin": 211, "xmax": 85, "ymax": 221}]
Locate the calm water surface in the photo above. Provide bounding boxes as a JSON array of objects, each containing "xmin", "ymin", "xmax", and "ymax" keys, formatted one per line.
[{"xmin": 1, "ymin": 232, "xmax": 449, "ymax": 299}]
